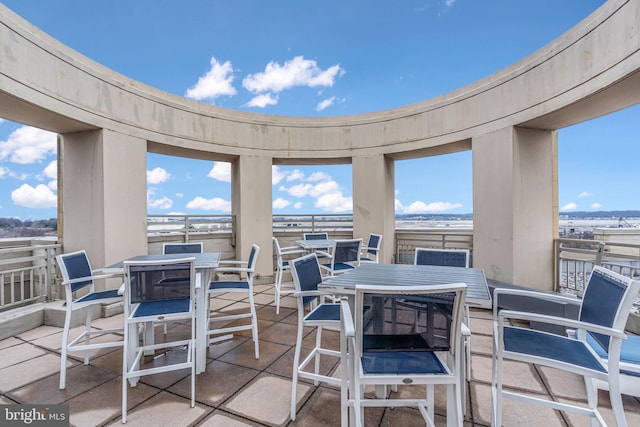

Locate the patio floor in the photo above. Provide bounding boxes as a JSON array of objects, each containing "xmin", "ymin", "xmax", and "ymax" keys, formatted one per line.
[{"xmin": 1, "ymin": 280, "xmax": 640, "ymax": 426}]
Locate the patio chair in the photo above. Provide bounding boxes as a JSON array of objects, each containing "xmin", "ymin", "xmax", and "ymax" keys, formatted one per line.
[
  {"xmin": 341, "ymin": 282, "xmax": 468, "ymax": 426},
  {"xmin": 272, "ymin": 237, "xmax": 306, "ymax": 314},
  {"xmin": 414, "ymin": 247, "xmax": 472, "ymax": 384},
  {"xmin": 303, "ymin": 232, "xmax": 331, "ymax": 257},
  {"xmin": 290, "ymin": 253, "xmax": 342, "ymax": 421},
  {"xmin": 162, "ymin": 242, "xmax": 204, "ymax": 255},
  {"xmin": 206, "ymin": 244, "xmax": 260, "ymax": 359},
  {"xmin": 121, "ymin": 257, "xmax": 197, "ymax": 423},
  {"xmin": 492, "ymin": 266, "xmax": 640, "ymax": 427},
  {"xmin": 587, "ymin": 332, "xmax": 640, "ymax": 398},
  {"xmin": 158, "ymin": 242, "xmax": 204, "ymax": 333},
  {"xmin": 55, "ymin": 250, "xmax": 124, "ymax": 390},
  {"xmin": 318, "ymin": 238, "xmax": 363, "ymax": 276},
  {"xmin": 414, "ymin": 247, "xmax": 470, "ymax": 268},
  {"xmin": 359, "ymin": 233, "xmax": 382, "ymax": 264}
]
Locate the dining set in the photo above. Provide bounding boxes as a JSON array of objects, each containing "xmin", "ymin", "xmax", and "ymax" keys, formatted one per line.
[{"xmin": 53, "ymin": 232, "xmax": 638, "ymax": 426}]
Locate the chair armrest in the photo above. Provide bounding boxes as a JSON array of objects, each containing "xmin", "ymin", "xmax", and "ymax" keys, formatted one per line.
[
  {"xmin": 498, "ymin": 310, "xmax": 628, "ymax": 340},
  {"xmin": 493, "ymin": 287, "xmax": 580, "ymax": 321},
  {"xmin": 281, "ymin": 246, "xmax": 306, "ymax": 254},
  {"xmin": 340, "ymin": 299, "xmax": 355, "ymax": 338},
  {"xmin": 461, "ymin": 322, "xmax": 471, "ymax": 337},
  {"xmin": 315, "ymin": 250, "xmax": 332, "ymax": 259},
  {"xmin": 62, "ymin": 272, "xmax": 121, "ymax": 286},
  {"xmin": 213, "ymin": 267, "xmax": 252, "ymax": 274},
  {"xmin": 217, "ymin": 260, "xmax": 248, "ymax": 266}
]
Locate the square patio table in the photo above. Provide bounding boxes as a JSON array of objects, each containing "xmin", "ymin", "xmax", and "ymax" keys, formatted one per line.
[
  {"xmin": 104, "ymin": 252, "xmax": 220, "ymax": 375},
  {"xmin": 319, "ymin": 263, "xmax": 492, "ymax": 308}
]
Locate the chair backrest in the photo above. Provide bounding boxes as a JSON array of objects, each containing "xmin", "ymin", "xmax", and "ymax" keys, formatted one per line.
[
  {"xmin": 290, "ymin": 253, "xmax": 324, "ymax": 306},
  {"xmin": 124, "ymin": 257, "xmax": 196, "ymax": 305},
  {"xmin": 245, "ymin": 244, "xmax": 260, "ymax": 283},
  {"xmin": 580, "ymin": 266, "xmax": 640, "ymax": 351},
  {"xmin": 332, "ymin": 239, "xmax": 363, "ymax": 264},
  {"xmin": 272, "ymin": 237, "xmax": 283, "ymax": 260},
  {"xmin": 162, "ymin": 242, "xmax": 203, "ymax": 255},
  {"xmin": 354, "ymin": 283, "xmax": 467, "ymax": 360},
  {"xmin": 414, "ymin": 248, "xmax": 470, "ymax": 268},
  {"xmin": 304, "ymin": 232, "xmax": 328, "ymax": 240},
  {"xmin": 366, "ymin": 233, "xmax": 382, "ymax": 256},
  {"xmin": 56, "ymin": 250, "xmax": 94, "ymax": 293}
]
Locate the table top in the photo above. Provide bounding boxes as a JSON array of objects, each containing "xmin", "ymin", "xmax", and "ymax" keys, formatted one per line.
[
  {"xmin": 295, "ymin": 239, "xmax": 335, "ymax": 249},
  {"xmin": 319, "ymin": 263, "xmax": 492, "ymax": 308},
  {"xmin": 104, "ymin": 252, "xmax": 221, "ymax": 272}
]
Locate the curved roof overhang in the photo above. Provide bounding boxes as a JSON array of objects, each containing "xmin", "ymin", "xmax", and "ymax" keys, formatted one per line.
[{"xmin": 1, "ymin": 0, "xmax": 639, "ymax": 164}]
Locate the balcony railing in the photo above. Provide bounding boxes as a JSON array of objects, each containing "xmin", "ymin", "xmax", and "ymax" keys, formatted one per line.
[
  {"xmin": 1, "ymin": 214, "xmax": 639, "ymax": 313},
  {"xmin": 0, "ymin": 241, "xmax": 61, "ymax": 311}
]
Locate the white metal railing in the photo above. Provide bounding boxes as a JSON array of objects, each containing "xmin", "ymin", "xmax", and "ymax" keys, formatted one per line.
[
  {"xmin": 394, "ymin": 228, "xmax": 474, "ymax": 264},
  {"xmin": 0, "ymin": 243, "xmax": 61, "ymax": 311},
  {"xmin": 272, "ymin": 214, "xmax": 353, "ymax": 234}
]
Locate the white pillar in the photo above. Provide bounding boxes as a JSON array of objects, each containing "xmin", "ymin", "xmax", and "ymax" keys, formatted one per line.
[
  {"xmin": 472, "ymin": 126, "xmax": 558, "ymax": 290},
  {"xmin": 353, "ymin": 154, "xmax": 395, "ymax": 263},
  {"xmin": 60, "ymin": 129, "xmax": 147, "ymax": 288},
  {"xmin": 231, "ymin": 155, "xmax": 273, "ymax": 281}
]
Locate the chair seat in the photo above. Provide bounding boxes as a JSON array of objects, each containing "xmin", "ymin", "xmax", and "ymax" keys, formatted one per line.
[
  {"xmin": 76, "ymin": 288, "xmax": 121, "ymax": 304},
  {"xmin": 132, "ymin": 297, "xmax": 191, "ymax": 318},
  {"xmin": 209, "ymin": 280, "xmax": 249, "ymax": 291},
  {"xmin": 361, "ymin": 351, "xmax": 447, "ymax": 375},
  {"xmin": 305, "ymin": 303, "xmax": 341, "ymax": 322},
  {"xmin": 504, "ymin": 326, "xmax": 606, "ymax": 373},
  {"xmin": 586, "ymin": 332, "xmax": 640, "ymax": 377}
]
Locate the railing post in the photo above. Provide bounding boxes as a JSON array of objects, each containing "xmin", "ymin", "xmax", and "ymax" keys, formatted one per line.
[{"xmin": 595, "ymin": 241, "xmax": 606, "ymax": 266}]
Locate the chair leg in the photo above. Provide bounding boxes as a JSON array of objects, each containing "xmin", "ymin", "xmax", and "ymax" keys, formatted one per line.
[
  {"xmin": 314, "ymin": 326, "xmax": 323, "ymax": 386},
  {"xmin": 59, "ymin": 308, "xmax": 72, "ymax": 390},
  {"xmin": 275, "ymin": 267, "xmax": 282, "ymax": 314},
  {"xmin": 248, "ymin": 292, "xmax": 259, "ymax": 359},
  {"xmin": 603, "ymin": 376, "xmax": 627, "ymax": 427},
  {"xmin": 291, "ymin": 316, "xmax": 304, "ymax": 421},
  {"xmin": 83, "ymin": 308, "xmax": 93, "ymax": 364}
]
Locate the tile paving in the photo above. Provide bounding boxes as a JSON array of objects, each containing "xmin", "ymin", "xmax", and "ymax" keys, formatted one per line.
[{"xmin": 1, "ymin": 280, "xmax": 639, "ymax": 426}]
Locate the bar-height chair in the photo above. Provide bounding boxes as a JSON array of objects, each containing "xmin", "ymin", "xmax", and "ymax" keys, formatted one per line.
[
  {"xmin": 206, "ymin": 244, "xmax": 260, "ymax": 359},
  {"xmin": 492, "ymin": 266, "xmax": 640, "ymax": 427},
  {"xmin": 360, "ymin": 233, "xmax": 382, "ymax": 264},
  {"xmin": 121, "ymin": 257, "xmax": 197, "ymax": 423},
  {"xmin": 290, "ymin": 253, "xmax": 342, "ymax": 421},
  {"xmin": 272, "ymin": 237, "xmax": 306, "ymax": 314},
  {"xmin": 341, "ymin": 283, "xmax": 468, "ymax": 427},
  {"xmin": 55, "ymin": 250, "xmax": 124, "ymax": 390},
  {"xmin": 415, "ymin": 247, "xmax": 472, "ymax": 386},
  {"xmin": 158, "ymin": 242, "xmax": 204, "ymax": 333},
  {"xmin": 318, "ymin": 238, "xmax": 363, "ymax": 276}
]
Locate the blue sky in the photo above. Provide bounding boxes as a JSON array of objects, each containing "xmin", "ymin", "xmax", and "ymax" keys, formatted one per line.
[{"xmin": 1, "ymin": 0, "xmax": 637, "ymax": 220}]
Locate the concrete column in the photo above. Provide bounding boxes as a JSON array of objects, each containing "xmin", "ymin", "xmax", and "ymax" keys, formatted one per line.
[
  {"xmin": 472, "ymin": 126, "xmax": 558, "ymax": 290},
  {"xmin": 352, "ymin": 154, "xmax": 395, "ymax": 263},
  {"xmin": 59, "ymin": 129, "xmax": 147, "ymax": 288},
  {"xmin": 231, "ymin": 155, "xmax": 273, "ymax": 282}
]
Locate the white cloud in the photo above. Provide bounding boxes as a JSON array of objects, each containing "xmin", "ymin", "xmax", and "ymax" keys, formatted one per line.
[
  {"xmin": 316, "ymin": 97, "xmax": 335, "ymax": 112},
  {"xmin": 402, "ymin": 201, "xmax": 463, "ymax": 213},
  {"xmin": 147, "ymin": 167, "xmax": 171, "ymax": 184},
  {"xmin": 0, "ymin": 126, "xmax": 57, "ymax": 164},
  {"xmin": 272, "ymin": 165, "xmax": 287, "ymax": 185},
  {"xmin": 395, "ymin": 199, "xmax": 404, "ymax": 211},
  {"xmin": 245, "ymin": 93, "xmax": 279, "ymax": 108},
  {"xmin": 185, "ymin": 57, "xmax": 237, "ymax": 102},
  {"xmin": 242, "ymin": 56, "xmax": 344, "ymax": 94},
  {"xmin": 293, "ymin": 201, "xmax": 303, "ymax": 209},
  {"xmin": 47, "ymin": 180, "xmax": 57, "ymax": 190},
  {"xmin": 0, "ymin": 166, "xmax": 9, "ymax": 178},
  {"xmin": 591, "ymin": 202, "xmax": 603, "ymax": 209},
  {"xmin": 561, "ymin": 202, "xmax": 578, "ymax": 211},
  {"xmin": 11, "ymin": 184, "xmax": 57, "ymax": 208},
  {"xmin": 148, "ymin": 196, "xmax": 173, "ymax": 209},
  {"xmin": 273, "ymin": 197, "xmax": 291, "ymax": 209},
  {"xmin": 287, "ymin": 183, "xmax": 314, "ymax": 197},
  {"xmin": 286, "ymin": 169, "xmax": 305, "ymax": 182},
  {"xmin": 578, "ymin": 191, "xmax": 593, "ymax": 198},
  {"xmin": 307, "ymin": 171, "xmax": 331, "ymax": 182},
  {"xmin": 208, "ymin": 162, "xmax": 231, "ymax": 182},
  {"xmin": 186, "ymin": 196, "xmax": 231, "ymax": 212},
  {"xmin": 446, "ymin": 0, "xmax": 456, "ymax": 6},
  {"xmin": 315, "ymin": 192, "xmax": 352, "ymax": 212},
  {"xmin": 43, "ymin": 161, "xmax": 57, "ymax": 179}
]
